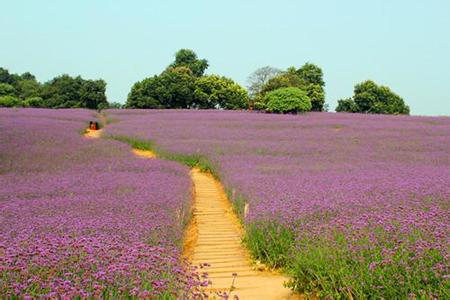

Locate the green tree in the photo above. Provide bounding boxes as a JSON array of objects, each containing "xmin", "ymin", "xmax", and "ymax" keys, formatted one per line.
[
  {"xmin": 194, "ymin": 75, "xmax": 248, "ymax": 109},
  {"xmin": 158, "ymin": 67, "xmax": 197, "ymax": 108},
  {"xmin": 80, "ymin": 79, "xmax": 108, "ymax": 109},
  {"xmin": 259, "ymin": 64, "xmax": 326, "ymax": 111},
  {"xmin": 41, "ymin": 75, "xmax": 82, "ymax": 108},
  {"xmin": 0, "ymin": 83, "xmax": 16, "ymax": 96},
  {"xmin": 247, "ymin": 66, "xmax": 281, "ymax": 98},
  {"xmin": 335, "ymin": 98, "xmax": 358, "ymax": 113},
  {"xmin": 20, "ymin": 72, "xmax": 36, "ymax": 81},
  {"xmin": 337, "ymin": 80, "xmax": 409, "ymax": 114},
  {"xmin": 168, "ymin": 49, "xmax": 208, "ymax": 77},
  {"xmin": 0, "ymin": 68, "xmax": 20, "ymax": 85},
  {"xmin": 296, "ymin": 63, "xmax": 325, "ymax": 87},
  {"xmin": 304, "ymin": 83, "xmax": 325, "ymax": 112},
  {"xmin": 40, "ymin": 74, "xmax": 108, "ymax": 109},
  {"xmin": 127, "ymin": 76, "xmax": 163, "ymax": 108},
  {"xmin": 265, "ymin": 87, "xmax": 312, "ymax": 113},
  {"xmin": 16, "ymin": 79, "xmax": 40, "ymax": 99},
  {"xmin": 261, "ymin": 67, "xmax": 302, "ymax": 95}
]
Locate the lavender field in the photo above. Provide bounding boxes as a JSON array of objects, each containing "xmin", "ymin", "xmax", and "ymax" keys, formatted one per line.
[
  {"xmin": 1, "ymin": 108, "xmax": 448, "ymax": 299},
  {"xmin": 0, "ymin": 109, "xmax": 205, "ymax": 298},
  {"xmin": 105, "ymin": 110, "xmax": 450, "ymax": 298}
]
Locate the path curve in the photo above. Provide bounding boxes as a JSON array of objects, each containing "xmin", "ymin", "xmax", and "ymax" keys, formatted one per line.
[{"xmin": 133, "ymin": 150, "xmax": 297, "ymax": 299}]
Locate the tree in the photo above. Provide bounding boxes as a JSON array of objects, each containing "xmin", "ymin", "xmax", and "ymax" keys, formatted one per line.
[
  {"xmin": 80, "ymin": 79, "xmax": 108, "ymax": 109},
  {"xmin": 157, "ymin": 67, "xmax": 197, "ymax": 108},
  {"xmin": 261, "ymin": 67, "xmax": 302, "ymax": 95},
  {"xmin": 265, "ymin": 87, "xmax": 311, "ymax": 113},
  {"xmin": 194, "ymin": 75, "xmax": 248, "ymax": 109},
  {"xmin": 297, "ymin": 63, "xmax": 325, "ymax": 111},
  {"xmin": 16, "ymin": 79, "xmax": 40, "ymax": 99},
  {"xmin": 0, "ymin": 68, "xmax": 20, "ymax": 85},
  {"xmin": 304, "ymin": 83, "xmax": 325, "ymax": 112},
  {"xmin": 0, "ymin": 83, "xmax": 16, "ymax": 96},
  {"xmin": 258, "ymin": 63, "xmax": 326, "ymax": 111},
  {"xmin": 127, "ymin": 76, "xmax": 163, "ymax": 108},
  {"xmin": 168, "ymin": 49, "xmax": 208, "ymax": 77},
  {"xmin": 336, "ymin": 98, "xmax": 358, "ymax": 113},
  {"xmin": 127, "ymin": 48, "xmax": 248, "ymax": 110},
  {"xmin": 127, "ymin": 67, "xmax": 197, "ymax": 109},
  {"xmin": 296, "ymin": 63, "xmax": 325, "ymax": 87},
  {"xmin": 247, "ymin": 66, "xmax": 281, "ymax": 97},
  {"xmin": 41, "ymin": 74, "xmax": 108, "ymax": 109},
  {"xmin": 336, "ymin": 80, "xmax": 409, "ymax": 114},
  {"xmin": 20, "ymin": 72, "xmax": 36, "ymax": 81}
]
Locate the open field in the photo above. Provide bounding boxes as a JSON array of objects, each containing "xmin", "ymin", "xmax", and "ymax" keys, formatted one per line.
[
  {"xmin": 0, "ymin": 108, "xmax": 449, "ymax": 299},
  {"xmin": 105, "ymin": 110, "xmax": 450, "ymax": 298}
]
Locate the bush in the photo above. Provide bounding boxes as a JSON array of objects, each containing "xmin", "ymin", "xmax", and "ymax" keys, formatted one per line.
[
  {"xmin": 265, "ymin": 87, "xmax": 311, "ymax": 113},
  {"xmin": 0, "ymin": 95, "xmax": 22, "ymax": 107},
  {"xmin": 23, "ymin": 96, "xmax": 45, "ymax": 108},
  {"xmin": 0, "ymin": 83, "xmax": 16, "ymax": 96}
]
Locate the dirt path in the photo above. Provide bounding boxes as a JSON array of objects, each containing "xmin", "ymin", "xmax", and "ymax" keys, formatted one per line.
[
  {"xmin": 133, "ymin": 149, "xmax": 297, "ymax": 299},
  {"xmin": 84, "ymin": 128, "xmax": 102, "ymax": 138}
]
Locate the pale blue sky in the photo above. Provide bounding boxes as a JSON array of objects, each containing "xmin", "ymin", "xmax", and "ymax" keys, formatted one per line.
[{"xmin": 1, "ymin": 0, "xmax": 449, "ymax": 115}]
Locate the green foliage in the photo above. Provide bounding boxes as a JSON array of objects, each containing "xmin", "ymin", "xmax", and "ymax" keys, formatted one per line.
[
  {"xmin": 16, "ymin": 79, "xmax": 40, "ymax": 99},
  {"xmin": 336, "ymin": 98, "xmax": 359, "ymax": 113},
  {"xmin": 23, "ymin": 97, "xmax": 45, "ymax": 108},
  {"xmin": 244, "ymin": 220, "xmax": 447, "ymax": 299},
  {"xmin": 126, "ymin": 49, "xmax": 248, "ymax": 110},
  {"xmin": 261, "ymin": 68, "xmax": 302, "ymax": 95},
  {"xmin": 0, "ymin": 83, "xmax": 16, "ymax": 96},
  {"xmin": 0, "ymin": 67, "xmax": 20, "ymax": 85},
  {"xmin": 0, "ymin": 95, "xmax": 22, "ymax": 107},
  {"xmin": 127, "ymin": 76, "xmax": 164, "ymax": 108},
  {"xmin": 41, "ymin": 75, "xmax": 108, "ymax": 109},
  {"xmin": 247, "ymin": 66, "xmax": 281, "ymax": 99},
  {"xmin": 168, "ymin": 49, "xmax": 209, "ymax": 77},
  {"xmin": 304, "ymin": 83, "xmax": 325, "ymax": 112},
  {"xmin": 296, "ymin": 62, "xmax": 325, "ymax": 87},
  {"xmin": 80, "ymin": 79, "xmax": 108, "ymax": 109},
  {"xmin": 244, "ymin": 221, "xmax": 295, "ymax": 268},
  {"xmin": 285, "ymin": 232, "xmax": 446, "ymax": 299},
  {"xmin": 157, "ymin": 67, "xmax": 197, "ymax": 108},
  {"xmin": 257, "ymin": 63, "xmax": 326, "ymax": 111},
  {"xmin": 1, "ymin": 67, "xmax": 109, "ymax": 109},
  {"xmin": 336, "ymin": 80, "xmax": 410, "ymax": 115},
  {"xmin": 194, "ymin": 75, "xmax": 248, "ymax": 109},
  {"xmin": 264, "ymin": 87, "xmax": 312, "ymax": 113}
]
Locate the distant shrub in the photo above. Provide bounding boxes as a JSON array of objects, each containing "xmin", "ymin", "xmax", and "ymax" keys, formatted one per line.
[
  {"xmin": 265, "ymin": 87, "xmax": 311, "ymax": 113},
  {"xmin": 0, "ymin": 95, "xmax": 22, "ymax": 107}
]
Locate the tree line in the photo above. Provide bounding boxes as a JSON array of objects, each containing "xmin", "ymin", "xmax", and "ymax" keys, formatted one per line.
[
  {"xmin": 0, "ymin": 68, "xmax": 109, "ymax": 109},
  {"xmin": 1, "ymin": 49, "xmax": 410, "ymax": 114}
]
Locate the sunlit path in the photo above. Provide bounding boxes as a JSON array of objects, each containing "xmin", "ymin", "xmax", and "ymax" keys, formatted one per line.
[{"xmin": 188, "ymin": 168, "xmax": 296, "ymax": 299}]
